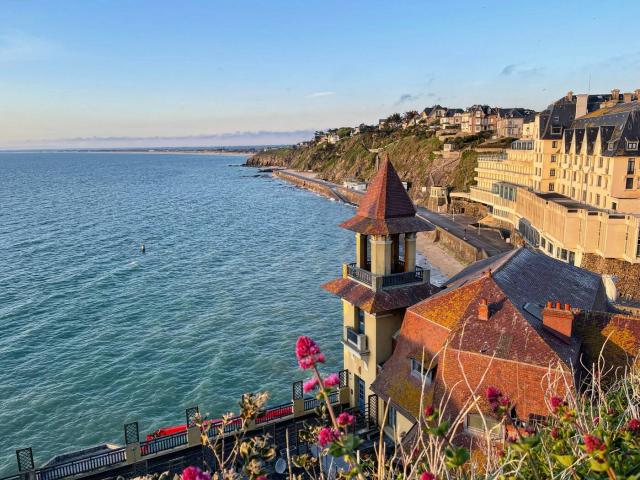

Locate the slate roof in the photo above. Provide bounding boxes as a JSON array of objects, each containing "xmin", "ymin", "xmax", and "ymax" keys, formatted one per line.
[
  {"xmin": 321, "ymin": 277, "xmax": 433, "ymax": 314},
  {"xmin": 339, "ymin": 159, "xmax": 432, "ymax": 235},
  {"xmin": 539, "ymin": 94, "xmax": 612, "ymax": 140},
  {"xmin": 566, "ymin": 101, "xmax": 640, "ymax": 156},
  {"xmin": 497, "ymin": 108, "xmax": 536, "ymax": 119}
]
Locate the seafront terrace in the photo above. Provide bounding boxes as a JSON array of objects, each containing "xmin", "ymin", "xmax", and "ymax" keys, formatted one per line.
[
  {"xmin": 3, "ymin": 370, "xmax": 382, "ymax": 480},
  {"xmin": 345, "ymin": 263, "xmax": 426, "ymax": 290}
]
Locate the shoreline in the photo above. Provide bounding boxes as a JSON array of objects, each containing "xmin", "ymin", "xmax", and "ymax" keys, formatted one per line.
[{"xmin": 269, "ymin": 168, "xmax": 466, "ymax": 284}]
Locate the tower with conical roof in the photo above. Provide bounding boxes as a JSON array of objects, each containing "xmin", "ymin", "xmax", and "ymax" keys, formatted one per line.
[{"xmin": 322, "ymin": 159, "xmax": 433, "ymax": 427}]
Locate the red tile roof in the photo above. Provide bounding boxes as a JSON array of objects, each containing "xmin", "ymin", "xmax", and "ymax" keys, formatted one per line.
[{"xmin": 339, "ymin": 159, "xmax": 432, "ymax": 235}]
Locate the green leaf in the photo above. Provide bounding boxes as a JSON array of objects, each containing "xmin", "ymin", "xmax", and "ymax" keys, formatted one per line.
[
  {"xmin": 589, "ymin": 458, "xmax": 610, "ymax": 472},
  {"xmin": 445, "ymin": 446, "xmax": 470, "ymax": 468},
  {"xmin": 553, "ymin": 454, "xmax": 575, "ymax": 468}
]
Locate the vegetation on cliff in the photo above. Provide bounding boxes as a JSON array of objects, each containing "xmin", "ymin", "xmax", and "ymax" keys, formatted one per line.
[{"xmin": 247, "ymin": 128, "xmax": 496, "ymax": 200}]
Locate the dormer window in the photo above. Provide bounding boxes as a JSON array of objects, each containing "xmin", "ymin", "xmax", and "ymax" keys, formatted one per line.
[
  {"xmin": 410, "ymin": 358, "xmax": 436, "ymax": 386},
  {"xmin": 627, "ymin": 140, "xmax": 638, "ymax": 151},
  {"xmin": 551, "ymin": 126, "xmax": 562, "ymax": 135},
  {"xmin": 608, "ymin": 142, "xmax": 615, "ymax": 151}
]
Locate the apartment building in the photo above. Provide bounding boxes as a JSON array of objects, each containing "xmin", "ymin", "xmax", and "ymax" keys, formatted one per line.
[
  {"xmin": 469, "ymin": 90, "xmax": 640, "ymax": 267},
  {"xmin": 461, "ymin": 105, "xmax": 497, "ymax": 133},
  {"xmin": 495, "ymin": 108, "xmax": 536, "ymax": 138}
]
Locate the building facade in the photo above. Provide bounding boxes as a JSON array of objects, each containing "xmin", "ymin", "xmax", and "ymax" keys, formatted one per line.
[{"xmin": 469, "ymin": 90, "xmax": 640, "ymax": 267}]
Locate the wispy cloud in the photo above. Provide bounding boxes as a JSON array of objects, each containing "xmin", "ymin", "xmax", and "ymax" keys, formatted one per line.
[
  {"xmin": 395, "ymin": 93, "xmax": 419, "ymax": 105},
  {"xmin": 306, "ymin": 91, "xmax": 335, "ymax": 98},
  {"xmin": 0, "ymin": 31, "xmax": 57, "ymax": 63},
  {"xmin": 500, "ymin": 63, "xmax": 544, "ymax": 78}
]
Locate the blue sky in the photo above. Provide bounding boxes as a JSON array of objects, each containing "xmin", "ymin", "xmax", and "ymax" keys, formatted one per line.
[{"xmin": 2, "ymin": 0, "xmax": 640, "ymax": 148}]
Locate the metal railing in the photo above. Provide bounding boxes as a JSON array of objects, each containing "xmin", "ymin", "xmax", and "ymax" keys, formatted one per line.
[
  {"xmin": 35, "ymin": 448, "xmax": 126, "ymax": 480},
  {"xmin": 303, "ymin": 390, "xmax": 340, "ymax": 411},
  {"xmin": 347, "ymin": 263, "xmax": 425, "ymax": 289},
  {"xmin": 381, "ymin": 266, "xmax": 424, "ymax": 288},
  {"xmin": 255, "ymin": 403, "xmax": 293, "ymax": 425},
  {"xmin": 140, "ymin": 431, "xmax": 188, "ymax": 457},
  {"xmin": 346, "ymin": 263, "xmax": 372, "ymax": 286}
]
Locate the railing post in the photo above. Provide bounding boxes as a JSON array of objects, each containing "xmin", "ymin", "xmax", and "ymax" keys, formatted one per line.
[
  {"xmin": 373, "ymin": 275, "xmax": 383, "ymax": 291},
  {"xmin": 123, "ymin": 422, "xmax": 141, "ymax": 465},
  {"xmin": 292, "ymin": 381, "xmax": 305, "ymax": 417},
  {"xmin": 186, "ymin": 406, "xmax": 201, "ymax": 447},
  {"xmin": 342, "ymin": 263, "xmax": 348, "ymax": 279},
  {"xmin": 16, "ymin": 448, "xmax": 35, "ymax": 480}
]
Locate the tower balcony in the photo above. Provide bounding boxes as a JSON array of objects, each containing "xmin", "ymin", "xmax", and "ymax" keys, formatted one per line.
[
  {"xmin": 343, "ymin": 326, "xmax": 369, "ymax": 356},
  {"xmin": 344, "ymin": 262, "xmax": 427, "ymax": 290}
]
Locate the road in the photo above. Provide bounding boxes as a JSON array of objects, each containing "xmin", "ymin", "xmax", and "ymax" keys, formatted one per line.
[{"xmin": 277, "ymin": 169, "xmax": 511, "ymax": 258}]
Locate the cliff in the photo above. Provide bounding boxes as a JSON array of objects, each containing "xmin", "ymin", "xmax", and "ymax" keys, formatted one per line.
[{"xmin": 247, "ymin": 129, "xmax": 488, "ymax": 203}]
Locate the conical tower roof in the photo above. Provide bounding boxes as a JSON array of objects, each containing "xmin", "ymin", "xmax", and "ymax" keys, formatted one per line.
[{"xmin": 340, "ymin": 159, "xmax": 432, "ymax": 235}]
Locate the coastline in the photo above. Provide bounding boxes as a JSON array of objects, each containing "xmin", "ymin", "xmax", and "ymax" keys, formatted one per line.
[{"xmin": 268, "ymin": 167, "xmax": 466, "ymax": 284}]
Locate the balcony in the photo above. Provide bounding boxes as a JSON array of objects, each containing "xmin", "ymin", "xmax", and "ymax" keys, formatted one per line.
[
  {"xmin": 345, "ymin": 263, "xmax": 426, "ymax": 290},
  {"xmin": 343, "ymin": 326, "xmax": 369, "ymax": 356}
]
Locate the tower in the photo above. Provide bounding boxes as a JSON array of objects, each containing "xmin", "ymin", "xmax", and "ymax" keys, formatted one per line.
[{"xmin": 322, "ymin": 159, "xmax": 433, "ymax": 425}]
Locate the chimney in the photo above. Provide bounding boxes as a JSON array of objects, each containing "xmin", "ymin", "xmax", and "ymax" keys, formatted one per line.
[
  {"xmin": 624, "ymin": 92, "xmax": 633, "ymax": 103},
  {"xmin": 566, "ymin": 90, "xmax": 573, "ymax": 101},
  {"xmin": 611, "ymin": 89, "xmax": 621, "ymax": 103},
  {"xmin": 542, "ymin": 301, "xmax": 574, "ymax": 343},
  {"xmin": 478, "ymin": 298, "xmax": 489, "ymax": 321},
  {"xmin": 635, "ymin": 89, "xmax": 640, "ymax": 101}
]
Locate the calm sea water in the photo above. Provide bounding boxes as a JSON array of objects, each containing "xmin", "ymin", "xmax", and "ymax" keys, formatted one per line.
[
  {"xmin": 0, "ymin": 152, "xmax": 444, "ymax": 473},
  {"xmin": 0, "ymin": 152, "xmax": 360, "ymax": 473}
]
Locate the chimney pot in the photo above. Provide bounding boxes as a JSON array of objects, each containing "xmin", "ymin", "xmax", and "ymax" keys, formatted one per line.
[
  {"xmin": 546, "ymin": 301, "xmax": 552, "ymax": 309},
  {"xmin": 624, "ymin": 92, "xmax": 633, "ymax": 103},
  {"xmin": 478, "ymin": 298, "xmax": 489, "ymax": 321},
  {"xmin": 612, "ymin": 88, "xmax": 620, "ymax": 100},
  {"xmin": 542, "ymin": 302, "xmax": 574, "ymax": 343},
  {"xmin": 564, "ymin": 303, "xmax": 571, "ymax": 311},
  {"xmin": 555, "ymin": 301, "xmax": 561, "ymax": 309}
]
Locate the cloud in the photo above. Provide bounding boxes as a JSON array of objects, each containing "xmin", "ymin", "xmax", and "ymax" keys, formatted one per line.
[
  {"xmin": 0, "ymin": 31, "xmax": 57, "ymax": 63},
  {"xmin": 500, "ymin": 63, "xmax": 544, "ymax": 78},
  {"xmin": 3, "ymin": 130, "xmax": 319, "ymax": 149},
  {"xmin": 396, "ymin": 93, "xmax": 419, "ymax": 105},
  {"xmin": 307, "ymin": 91, "xmax": 335, "ymax": 98}
]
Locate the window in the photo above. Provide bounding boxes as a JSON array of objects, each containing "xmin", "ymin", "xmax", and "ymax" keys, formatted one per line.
[
  {"xmin": 541, "ymin": 238, "xmax": 546, "ymax": 248},
  {"xmin": 561, "ymin": 249, "xmax": 568, "ymax": 261},
  {"xmin": 572, "ymin": 172, "xmax": 577, "ymax": 181},
  {"xmin": 627, "ymin": 141, "xmax": 638, "ymax": 151},
  {"xmin": 571, "ymin": 187, "xmax": 576, "ymax": 197},
  {"xmin": 628, "ymin": 159, "xmax": 636, "ymax": 174},
  {"xmin": 608, "ymin": 142, "xmax": 615, "ymax": 151},
  {"xmin": 466, "ymin": 413, "xmax": 503, "ymax": 439},
  {"xmin": 388, "ymin": 404, "xmax": 397, "ymax": 429},
  {"xmin": 597, "ymin": 176, "xmax": 602, "ymax": 187},
  {"xmin": 612, "ymin": 202, "xmax": 617, "ymax": 211},
  {"xmin": 356, "ymin": 308, "xmax": 365, "ymax": 334},
  {"xmin": 596, "ymin": 194, "xmax": 601, "ymax": 206},
  {"xmin": 551, "ymin": 126, "xmax": 562, "ymax": 134},
  {"xmin": 550, "ymin": 168, "xmax": 556, "ymax": 177},
  {"xmin": 549, "ymin": 183, "xmax": 555, "ymax": 191},
  {"xmin": 599, "ymin": 157, "xmax": 604, "ymax": 168},
  {"xmin": 410, "ymin": 358, "xmax": 436, "ymax": 385},
  {"xmin": 626, "ymin": 177, "xmax": 634, "ymax": 189},
  {"xmin": 552, "ymin": 141, "xmax": 558, "ymax": 148},
  {"xmin": 551, "ymin": 154, "xmax": 557, "ymax": 162}
]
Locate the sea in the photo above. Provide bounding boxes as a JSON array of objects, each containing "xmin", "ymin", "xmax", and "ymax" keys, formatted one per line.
[{"xmin": 0, "ymin": 152, "xmax": 444, "ymax": 473}]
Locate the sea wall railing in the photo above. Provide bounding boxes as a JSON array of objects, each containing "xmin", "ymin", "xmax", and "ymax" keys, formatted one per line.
[{"xmin": 7, "ymin": 370, "xmax": 350, "ymax": 480}]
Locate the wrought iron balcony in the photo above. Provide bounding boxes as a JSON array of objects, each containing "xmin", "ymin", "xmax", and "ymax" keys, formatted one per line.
[
  {"xmin": 343, "ymin": 326, "xmax": 368, "ymax": 355},
  {"xmin": 345, "ymin": 263, "xmax": 426, "ymax": 290}
]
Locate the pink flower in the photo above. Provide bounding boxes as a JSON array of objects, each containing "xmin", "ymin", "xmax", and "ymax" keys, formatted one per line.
[
  {"xmin": 549, "ymin": 396, "xmax": 566, "ymax": 413},
  {"xmin": 256, "ymin": 477, "xmax": 267, "ymax": 480},
  {"xmin": 182, "ymin": 467, "xmax": 211, "ymax": 480},
  {"xmin": 303, "ymin": 377, "xmax": 318, "ymax": 393},
  {"xmin": 337, "ymin": 412, "xmax": 355, "ymax": 427},
  {"xmin": 583, "ymin": 434, "xmax": 606, "ymax": 454},
  {"xmin": 420, "ymin": 473, "xmax": 435, "ymax": 480},
  {"xmin": 324, "ymin": 373, "xmax": 340, "ymax": 387},
  {"xmin": 486, "ymin": 386, "xmax": 501, "ymax": 404},
  {"xmin": 317, "ymin": 427, "xmax": 340, "ymax": 447},
  {"xmin": 550, "ymin": 427, "xmax": 559, "ymax": 439},
  {"xmin": 424, "ymin": 405, "xmax": 435, "ymax": 418},
  {"xmin": 593, "ymin": 416, "xmax": 600, "ymax": 425},
  {"xmin": 296, "ymin": 336, "xmax": 325, "ymax": 370},
  {"xmin": 628, "ymin": 418, "xmax": 640, "ymax": 433}
]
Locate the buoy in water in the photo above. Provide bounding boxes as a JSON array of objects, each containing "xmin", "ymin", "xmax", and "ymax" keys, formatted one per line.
[{"xmin": 140, "ymin": 243, "xmax": 146, "ymax": 253}]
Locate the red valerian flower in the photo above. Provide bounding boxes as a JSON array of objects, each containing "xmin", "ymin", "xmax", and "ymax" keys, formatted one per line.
[
  {"xmin": 317, "ymin": 427, "xmax": 340, "ymax": 447},
  {"xmin": 550, "ymin": 427, "xmax": 559, "ymax": 439},
  {"xmin": 627, "ymin": 418, "xmax": 640, "ymax": 433},
  {"xmin": 256, "ymin": 477, "xmax": 267, "ymax": 480},
  {"xmin": 424, "ymin": 405, "xmax": 435, "ymax": 418},
  {"xmin": 486, "ymin": 386, "xmax": 501, "ymax": 404},
  {"xmin": 549, "ymin": 396, "xmax": 566, "ymax": 413},
  {"xmin": 296, "ymin": 336, "xmax": 325, "ymax": 370},
  {"xmin": 583, "ymin": 434, "xmax": 606, "ymax": 454},
  {"xmin": 420, "ymin": 472, "xmax": 435, "ymax": 480},
  {"xmin": 324, "ymin": 373, "xmax": 340, "ymax": 387},
  {"xmin": 337, "ymin": 411, "xmax": 355, "ymax": 427},
  {"xmin": 303, "ymin": 377, "xmax": 318, "ymax": 393},
  {"xmin": 182, "ymin": 466, "xmax": 211, "ymax": 480}
]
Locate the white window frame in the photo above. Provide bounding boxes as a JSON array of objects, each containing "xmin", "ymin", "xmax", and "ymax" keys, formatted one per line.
[
  {"xmin": 465, "ymin": 413, "xmax": 503, "ymax": 439},
  {"xmin": 410, "ymin": 358, "xmax": 435, "ymax": 386}
]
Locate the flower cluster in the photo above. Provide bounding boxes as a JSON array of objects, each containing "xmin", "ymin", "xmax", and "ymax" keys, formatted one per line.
[
  {"xmin": 583, "ymin": 434, "xmax": 606, "ymax": 454},
  {"xmin": 181, "ymin": 466, "xmax": 211, "ymax": 480},
  {"xmin": 317, "ymin": 426, "xmax": 340, "ymax": 447},
  {"xmin": 486, "ymin": 386, "xmax": 510, "ymax": 414},
  {"xmin": 296, "ymin": 336, "xmax": 325, "ymax": 370},
  {"xmin": 337, "ymin": 411, "xmax": 355, "ymax": 428}
]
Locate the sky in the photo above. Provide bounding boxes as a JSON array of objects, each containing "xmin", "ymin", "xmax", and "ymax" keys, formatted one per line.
[{"xmin": 2, "ymin": 0, "xmax": 640, "ymax": 148}]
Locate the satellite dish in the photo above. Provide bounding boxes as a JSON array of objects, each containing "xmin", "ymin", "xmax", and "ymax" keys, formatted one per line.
[{"xmin": 275, "ymin": 458, "xmax": 287, "ymax": 474}]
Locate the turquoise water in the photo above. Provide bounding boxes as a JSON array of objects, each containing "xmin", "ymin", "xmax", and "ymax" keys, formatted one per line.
[{"xmin": 0, "ymin": 153, "xmax": 356, "ymax": 473}]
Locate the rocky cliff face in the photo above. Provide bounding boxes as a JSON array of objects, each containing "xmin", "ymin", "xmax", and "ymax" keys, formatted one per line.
[{"xmin": 247, "ymin": 129, "xmax": 480, "ymax": 203}]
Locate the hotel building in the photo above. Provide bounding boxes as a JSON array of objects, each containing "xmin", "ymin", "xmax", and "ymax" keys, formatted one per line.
[{"xmin": 468, "ymin": 90, "xmax": 640, "ymax": 267}]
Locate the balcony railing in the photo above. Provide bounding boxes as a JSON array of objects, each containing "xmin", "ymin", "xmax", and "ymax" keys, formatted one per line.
[
  {"xmin": 346, "ymin": 263, "xmax": 425, "ymax": 290},
  {"xmin": 343, "ymin": 326, "xmax": 368, "ymax": 354}
]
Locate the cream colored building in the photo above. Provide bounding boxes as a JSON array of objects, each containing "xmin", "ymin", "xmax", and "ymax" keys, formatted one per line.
[{"xmin": 469, "ymin": 90, "xmax": 640, "ymax": 266}]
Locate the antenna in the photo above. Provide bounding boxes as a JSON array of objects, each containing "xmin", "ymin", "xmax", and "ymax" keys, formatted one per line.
[{"xmin": 587, "ymin": 73, "xmax": 591, "ymax": 94}]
